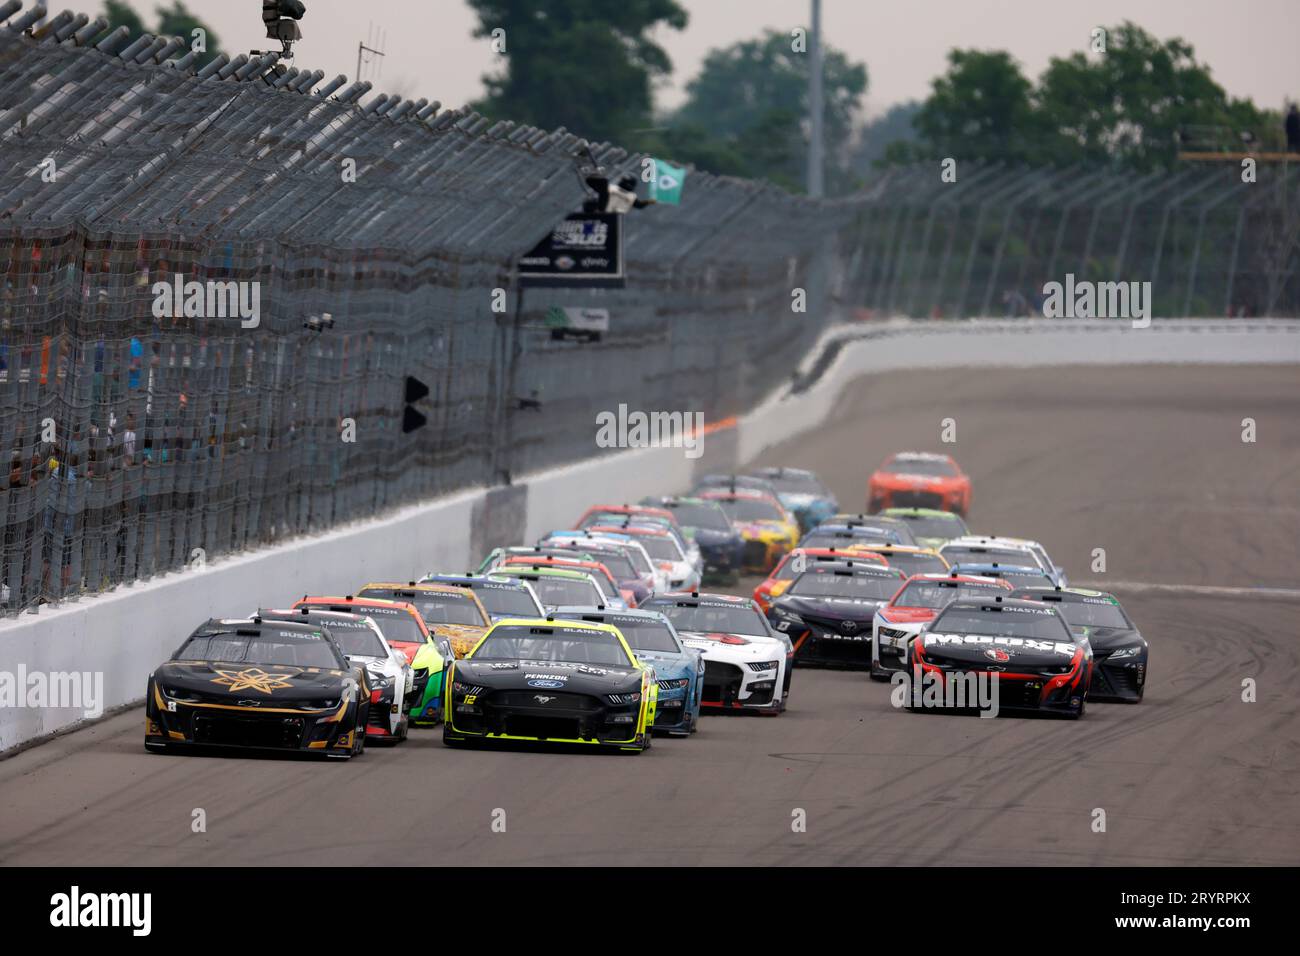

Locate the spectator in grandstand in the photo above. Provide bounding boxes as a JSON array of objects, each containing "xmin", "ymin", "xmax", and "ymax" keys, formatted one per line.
[{"xmin": 1287, "ymin": 104, "xmax": 1300, "ymax": 153}]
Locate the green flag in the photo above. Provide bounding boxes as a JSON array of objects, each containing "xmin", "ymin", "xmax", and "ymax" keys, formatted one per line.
[{"xmin": 648, "ymin": 159, "xmax": 686, "ymax": 205}]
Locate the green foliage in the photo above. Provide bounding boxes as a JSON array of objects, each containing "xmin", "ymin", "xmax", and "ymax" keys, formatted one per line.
[
  {"xmin": 666, "ymin": 29, "xmax": 867, "ymax": 193},
  {"xmin": 467, "ymin": 0, "xmax": 688, "ymax": 145},
  {"xmin": 891, "ymin": 22, "xmax": 1276, "ymax": 171},
  {"xmin": 154, "ymin": 2, "xmax": 223, "ymax": 67},
  {"xmin": 100, "ymin": 1, "xmax": 222, "ymax": 67}
]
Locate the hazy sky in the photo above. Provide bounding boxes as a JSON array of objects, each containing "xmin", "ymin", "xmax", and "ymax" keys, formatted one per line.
[{"xmin": 52, "ymin": 0, "xmax": 1300, "ymax": 120}]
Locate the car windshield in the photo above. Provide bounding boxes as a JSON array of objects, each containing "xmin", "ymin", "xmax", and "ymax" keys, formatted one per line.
[
  {"xmin": 715, "ymin": 498, "xmax": 784, "ymax": 522},
  {"xmin": 301, "ymin": 604, "xmax": 427, "ymax": 646},
  {"xmin": 767, "ymin": 473, "xmax": 824, "ymax": 495},
  {"xmin": 789, "ymin": 571, "xmax": 899, "ymax": 600},
  {"xmin": 932, "ymin": 606, "xmax": 1071, "ymax": 640},
  {"xmin": 941, "ymin": 546, "xmax": 1035, "ymax": 566},
  {"xmin": 649, "ymin": 601, "xmax": 769, "ymax": 637},
  {"xmin": 558, "ymin": 614, "xmax": 680, "ymax": 653},
  {"xmin": 882, "ymin": 552, "xmax": 948, "ymax": 575},
  {"xmin": 886, "ymin": 457, "xmax": 956, "ymax": 477},
  {"xmin": 473, "ymin": 585, "xmax": 544, "ymax": 618},
  {"xmin": 896, "ymin": 581, "xmax": 1006, "ymax": 609},
  {"xmin": 996, "ymin": 570, "xmax": 1053, "ymax": 586},
  {"xmin": 582, "ymin": 552, "xmax": 636, "ymax": 580},
  {"xmin": 358, "ymin": 589, "xmax": 484, "ymax": 626},
  {"xmin": 471, "ymin": 624, "xmax": 631, "ymax": 666},
  {"xmin": 636, "ymin": 535, "xmax": 683, "ymax": 562},
  {"xmin": 802, "ymin": 530, "xmax": 901, "ymax": 549},
  {"xmin": 320, "ymin": 620, "xmax": 387, "ymax": 658},
  {"xmin": 668, "ymin": 502, "xmax": 732, "ymax": 531},
  {"xmin": 894, "ymin": 512, "xmax": 967, "ymax": 538},
  {"xmin": 1053, "ymin": 599, "xmax": 1130, "ymax": 629},
  {"xmin": 526, "ymin": 576, "xmax": 603, "ymax": 608},
  {"xmin": 177, "ymin": 630, "xmax": 341, "ymax": 668}
]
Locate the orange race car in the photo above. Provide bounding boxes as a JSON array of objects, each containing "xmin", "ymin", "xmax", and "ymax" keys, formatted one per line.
[
  {"xmin": 752, "ymin": 546, "xmax": 888, "ymax": 613},
  {"xmin": 293, "ymin": 594, "xmax": 435, "ymax": 663},
  {"xmin": 353, "ymin": 582, "xmax": 492, "ymax": 658},
  {"xmin": 867, "ymin": 451, "xmax": 971, "ymax": 517}
]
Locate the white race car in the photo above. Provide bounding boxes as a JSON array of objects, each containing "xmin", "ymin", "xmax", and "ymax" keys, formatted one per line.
[
  {"xmin": 869, "ymin": 573, "xmax": 1013, "ymax": 680},
  {"xmin": 940, "ymin": 535, "xmax": 1068, "ymax": 587},
  {"xmin": 641, "ymin": 592, "xmax": 790, "ymax": 713},
  {"xmin": 257, "ymin": 608, "xmax": 414, "ymax": 743}
]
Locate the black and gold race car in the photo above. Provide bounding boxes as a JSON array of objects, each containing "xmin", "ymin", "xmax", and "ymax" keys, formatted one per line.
[{"xmin": 144, "ymin": 616, "xmax": 371, "ymax": 758}]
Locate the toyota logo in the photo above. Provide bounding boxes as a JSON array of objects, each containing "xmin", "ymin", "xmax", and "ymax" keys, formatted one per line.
[{"xmin": 840, "ymin": 620, "xmax": 859, "ymax": 634}]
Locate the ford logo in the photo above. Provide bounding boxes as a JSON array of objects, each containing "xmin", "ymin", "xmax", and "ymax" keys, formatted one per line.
[{"xmin": 527, "ymin": 679, "xmax": 565, "ymax": 689}]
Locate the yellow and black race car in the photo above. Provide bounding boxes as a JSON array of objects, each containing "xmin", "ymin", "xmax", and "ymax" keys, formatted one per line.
[
  {"xmin": 443, "ymin": 617, "xmax": 658, "ymax": 753},
  {"xmin": 145, "ymin": 616, "xmax": 370, "ymax": 759}
]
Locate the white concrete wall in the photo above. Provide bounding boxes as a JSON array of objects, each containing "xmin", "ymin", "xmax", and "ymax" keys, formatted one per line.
[{"xmin": 4, "ymin": 318, "xmax": 1298, "ymax": 752}]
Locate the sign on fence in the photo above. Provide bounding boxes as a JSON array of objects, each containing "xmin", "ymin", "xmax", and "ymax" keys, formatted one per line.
[{"xmin": 518, "ymin": 213, "xmax": 625, "ymax": 288}]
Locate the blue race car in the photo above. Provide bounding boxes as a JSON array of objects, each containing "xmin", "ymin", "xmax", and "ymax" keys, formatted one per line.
[
  {"xmin": 753, "ymin": 467, "xmax": 839, "ymax": 533},
  {"xmin": 551, "ymin": 606, "xmax": 703, "ymax": 736}
]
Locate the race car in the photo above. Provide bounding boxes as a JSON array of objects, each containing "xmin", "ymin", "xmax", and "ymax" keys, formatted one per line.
[
  {"xmin": 293, "ymin": 595, "xmax": 435, "ymax": 663},
  {"xmin": 640, "ymin": 592, "xmax": 792, "ymax": 714},
  {"xmin": 442, "ymin": 617, "xmax": 658, "ymax": 753},
  {"xmin": 145, "ymin": 616, "xmax": 369, "ymax": 758},
  {"xmin": 691, "ymin": 473, "xmax": 781, "ymax": 500},
  {"xmin": 879, "ymin": 506, "xmax": 970, "ymax": 550},
  {"xmin": 641, "ymin": 495, "xmax": 745, "ymax": 585},
  {"xmin": 752, "ymin": 545, "xmax": 888, "ymax": 613},
  {"xmin": 585, "ymin": 523, "xmax": 701, "ymax": 592},
  {"xmin": 495, "ymin": 555, "xmax": 631, "ymax": 609},
  {"xmin": 910, "ymin": 596, "xmax": 1092, "ymax": 718},
  {"xmin": 751, "ymin": 467, "xmax": 840, "ymax": 532},
  {"xmin": 696, "ymin": 489, "xmax": 800, "ymax": 574},
  {"xmin": 819, "ymin": 513, "xmax": 920, "ymax": 547},
  {"xmin": 868, "ymin": 451, "xmax": 971, "ymax": 516},
  {"xmin": 553, "ymin": 606, "xmax": 704, "ymax": 736},
  {"xmin": 575, "ymin": 504, "xmax": 702, "ymax": 575},
  {"xmin": 353, "ymin": 583, "xmax": 491, "ymax": 658},
  {"xmin": 870, "ymin": 573, "xmax": 1014, "ymax": 680},
  {"xmin": 944, "ymin": 535, "xmax": 1068, "ymax": 586},
  {"xmin": 1008, "ymin": 587, "xmax": 1147, "ymax": 702},
  {"xmin": 491, "ymin": 566, "xmax": 608, "ymax": 611},
  {"xmin": 765, "ymin": 562, "xmax": 908, "ymax": 668},
  {"xmin": 537, "ymin": 530, "xmax": 659, "ymax": 601},
  {"xmin": 797, "ymin": 522, "xmax": 906, "ymax": 551},
  {"xmin": 418, "ymin": 574, "xmax": 547, "ymax": 622},
  {"xmin": 946, "ymin": 562, "xmax": 1056, "ymax": 589},
  {"xmin": 257, "ymin": 607, "xmax": 416, "ymax": 742},
  {"xmin": 861, "ymin": 544, "xmax": 950, "ymax": 577}
]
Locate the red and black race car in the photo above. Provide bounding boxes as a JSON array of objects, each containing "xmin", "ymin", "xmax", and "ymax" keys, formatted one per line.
[{"xmin": 909, "ymin": 596, "xmax": 1092, "ymax": 718}]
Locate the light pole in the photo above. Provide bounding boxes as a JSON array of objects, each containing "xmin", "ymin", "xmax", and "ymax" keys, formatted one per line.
[{"xmin": 807, "ymin": 0, "xmax": 825, "ymax": 197}]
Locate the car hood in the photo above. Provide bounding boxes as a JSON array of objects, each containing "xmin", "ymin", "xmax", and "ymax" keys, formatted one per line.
[
  {"xmin": 919, "ymin": 633, "xmax": 1079, "ymax": 668},
  {"xmin": 876, "ymin": 606, "xmax": 938, "ymax": 625},
  {"xmin": 693, "ymin": 528, "xmax": 741, "ymax": 547},
  {"xmin": 676, "ymin": 630, "xmax": 784, "ymax": 659},
  {"xmin": 429, "ymin": 623, "xmax": 488, "ymax": 657},
  {"xmin": 458, "ymin": 659, "xmax": 643, "ymax": 692},
  {"xmin": 735, "ymin": 520, "xmax": 789, "ymax": 538},
  {"xmin": 154, "ymin": 660, "xmax": 349, "ymax": 702},
  {"xmin": 776, "ymin": 594, "xmax": 888, "ymax": 620},
  {"xmin": 631, "ymin": 649, "xmax": 696, "ymax": 677}
]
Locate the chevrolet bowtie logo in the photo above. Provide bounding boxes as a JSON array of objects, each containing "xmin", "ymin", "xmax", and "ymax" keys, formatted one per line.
[{"xmin": 210, "ymin": 667, "xmax": 296, "ymax": 694}]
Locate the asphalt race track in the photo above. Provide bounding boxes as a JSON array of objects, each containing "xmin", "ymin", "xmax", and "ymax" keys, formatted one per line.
[{"xmin": 1, "ymin": 364, "xmax": 1297, "ymax": 866}]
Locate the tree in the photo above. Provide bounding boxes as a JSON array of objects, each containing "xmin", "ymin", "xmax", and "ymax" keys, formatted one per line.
[
  {"xmin": 1037, "ymin": 22, "xmax": 1269, "ymax": 168},
  {"xmin": 99, "ymin": 2, "xmax": 222, "ymax": 68},
  {"xmin": 154, "ymin": 1, "xmax": 223, "ymax": 68},
  {"xmin": 672, "ymin": 29, "xmax": 867, "ymax": 193},
  {"xmin": 911, "ymin": 50, "xmax": 1047, "ymax": 165},
  {"xmin": 850, "ymin": 101, "xmax": 921, "ymax": 174},
  {"xmin": 467, "ymin": 0, "xmax": 688, "ymax": 145}
]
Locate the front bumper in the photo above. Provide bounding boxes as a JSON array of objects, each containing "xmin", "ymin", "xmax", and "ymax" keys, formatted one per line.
[
  {"xmin": 446, "ymin": 689, "xmax": 648, "ymax": 747},
  {"xmin": 409, "ymin": 669, "xmax": 444, "ymax": 724},
  {"xmin": 1088, "ymin": 651, "xmax": 1146, "ymax": 701},
  {"xmin": 789, "ymin": 618, "xmax": 875, "ymax": 669},
  {"xmin": 700, "ymin": 660, "xmax": 781, "ymax": 710},
  {"xmin": 145, "ymin": 684, "xmax": 360, "ymax": 756},
  {"xmin": 651, "ymin": 687, "xmax": 694, "ymax": 733}
]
